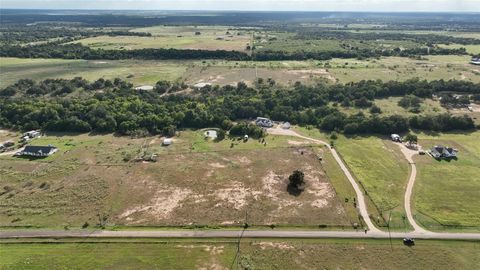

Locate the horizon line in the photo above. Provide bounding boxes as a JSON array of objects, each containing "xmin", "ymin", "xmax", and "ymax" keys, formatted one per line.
[{"xmin": 1, "ymin": 8, "xmax": 480, "ymax": 14}]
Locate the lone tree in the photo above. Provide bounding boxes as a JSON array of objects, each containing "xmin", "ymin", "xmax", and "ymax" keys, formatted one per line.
[
  {"xmin": 287, "ymin": 170, "xmax": 305, "ymax": 196},
  {"xmin": 404, "ymin": 133, "xmax": 418, "ymax": 145}
]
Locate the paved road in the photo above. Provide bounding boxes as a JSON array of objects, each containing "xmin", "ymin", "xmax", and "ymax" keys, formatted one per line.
[
  {"xmin": 268, "ymin": 127, "xmax": 381, "ymax": 233},
  {"xmin": 1, "ymin": 229, "xmax": 480, "ymax": 240}
]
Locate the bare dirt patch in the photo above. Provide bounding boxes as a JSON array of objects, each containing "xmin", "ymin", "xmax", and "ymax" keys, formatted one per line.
[
  {"xmin": 119, "ymin": 187, "xmax": 192, "ymax": 221},
  {"xmin": 256, "ymin": 242, "xmax": 295, "ymax": 250}
]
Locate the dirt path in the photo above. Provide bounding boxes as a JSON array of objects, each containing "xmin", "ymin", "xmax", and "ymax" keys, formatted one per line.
[
  {"xmin": 396, "ymin": 143, "xmax": 429, "ymax": 233},
  {"xmin": 268, "ymin": 127, "xmax": 381, "ymax": 233},
  {"xmin": 0, "ymin": 147, "xmax": 23, "ymax": 156}
]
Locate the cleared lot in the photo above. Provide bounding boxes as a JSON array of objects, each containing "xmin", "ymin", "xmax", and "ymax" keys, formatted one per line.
[{"xmin": 0, "ymin": 131, "xmax": 354, "ymax": 228}]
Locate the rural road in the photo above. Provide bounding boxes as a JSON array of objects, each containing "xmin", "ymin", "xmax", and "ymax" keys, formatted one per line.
[{"xmin": 1, "ymin": 229, "xmax": 480, "ymax": 240}]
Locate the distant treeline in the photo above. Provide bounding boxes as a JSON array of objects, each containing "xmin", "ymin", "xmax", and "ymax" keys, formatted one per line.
[
  {"xmin": 0, "ymin": 78, "xmax": 477, "ymax": 136},
  {"xmin": 2, "ymin": 10, "xmax": 480, "ymax": 31},
  {"xmin": 296, "ymin": 31, "xmax": 480, "ymax": 45},
  {"xmin": 254, "ymin": 46, "xmax": 467, "ymax": 61},
  {"xmin": 0, "ymin": 41, "xmax": 467, "ymax": 61},
  {"xmin": 0, "ymin": 43, "xmax": 249, "ymax": 60},
  {"xmin": 0, "ymin": 25, "xmax": 151, "ymax": 44}
]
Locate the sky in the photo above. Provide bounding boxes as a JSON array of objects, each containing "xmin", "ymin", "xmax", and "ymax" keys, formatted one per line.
[{"xmin": 1, "ymin": 0, "xmax": 479, "ymax": 12}]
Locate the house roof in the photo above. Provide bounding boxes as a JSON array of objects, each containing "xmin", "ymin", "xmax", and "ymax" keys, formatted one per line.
[{"xmin": 22, "ymin": 145, "xmax": 57, "ymax": 154}]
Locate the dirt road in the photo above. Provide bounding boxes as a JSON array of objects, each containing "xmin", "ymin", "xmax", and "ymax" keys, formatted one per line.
[{"xmin": 397, "ymin": 143, "xmax": 429, "ymax": 233}]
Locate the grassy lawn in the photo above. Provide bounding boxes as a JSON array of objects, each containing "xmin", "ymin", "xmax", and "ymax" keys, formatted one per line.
[
  {"xmin": 0, "ymin": 241, "xmax": 235, "ymax": 270},
  {"xmin": 413, "ymin": 131, "xmax": 480, "ymax": 231},
  {"xmin": 1, "ymin": 239, "xmax": 478, "ymax": 269},
  {"xmin": 0, "ymin": 130, "xmax": 353, "ymax": 229},
  {"xmin": 334, "ymin": 135, "xmax": 411, "ymax": 230}
]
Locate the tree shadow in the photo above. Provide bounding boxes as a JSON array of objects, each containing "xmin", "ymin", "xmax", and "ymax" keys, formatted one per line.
[{"xmin": 287, "ymin": 183, "xmax": 304, "ymax": 197}]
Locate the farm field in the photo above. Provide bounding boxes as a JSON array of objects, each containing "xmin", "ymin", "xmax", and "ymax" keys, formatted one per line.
[
  {"xmin": 72, "ymin": 25, "xmax": 251, "ymax": 51},
  {"xmin": 333, "ymin": 135, "xmax": 411, "ymax": 230},
  {"xmin": 0, "ymin": 58, "xmax": 186, "ymax": 87},
  {"xmin": 1, "ymin": 55, "xmax": 479, "ymax": 88},
  {"xmin": 1, "ymin": 239, "xmax": 479, "ymax": 270},
  {"xmin": 413, "ymin": 131, "xmax": 480, "ymax": 231},
  {"xmin": 0, "ymin": 130, "xmax": 356, "ymax": 229},
  {"xmin": 438, "ymin": 44, "xmax": 480, "ymax": 55}
]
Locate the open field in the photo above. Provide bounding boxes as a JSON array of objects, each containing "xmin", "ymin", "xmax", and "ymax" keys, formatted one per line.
[
  {"xmin": 0, "ymin": 130, "xmax": 19, "ymax": 143},
  {"xmin": 72, "ymin": 25, "xmax": 251, "ymax": 52},
  {"xmin": 0, "ymin": 131, "xmax": 355, "ymax": 229},
  {"xmin": 0, "ymin": 58, "xmax": 186, "ymax": 87},
  {"xmin": 1, "ymin": 238, "xmax": 479, "ymax": 269},
  {"xmin": 2, "ymin": 55, "xmax": 479, "ymax": 88},
  {"xmin": 413, "ymin": 131, "xmax": 480, "ymax": 231},
  {"xmin": 337, "ymin": 96, "xmax": 447, "ymax": 117},
  {"xmin": 333, "ymin": 136, "xmax": 411, "ymax": 230},
  {"xmin": 438, "ymin": 44, "xmax": 480, "ymax": 55},
  {"xmin": 254, "ymin": 31, "xmax": 420, "ymax": 53}
]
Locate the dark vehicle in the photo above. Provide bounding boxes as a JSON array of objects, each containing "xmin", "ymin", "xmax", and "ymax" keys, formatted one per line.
[{"xmin": 403, "ymin": 238, "xmax": 415, "ymax": 246}]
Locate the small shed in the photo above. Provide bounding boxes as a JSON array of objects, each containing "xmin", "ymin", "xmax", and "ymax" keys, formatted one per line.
[
  {"xmin": 282, "ymin": 122, "xmax": 291, "ymax": 129},
  {"xmin": 204, "ymin": 130, "xmax": 218, "ymax": 139},
  {"xmin": 134, "ymin": 85, "xmax": 154, "ymax": 91},
  {"xmin": 162, "ymin": 138, "xmax": 173, "ymax": 146}
]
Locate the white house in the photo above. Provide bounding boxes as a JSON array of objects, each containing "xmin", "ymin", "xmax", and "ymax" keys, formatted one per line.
[
  {"xmin": 429, "ymin": 145, "xmax": 457, "ymax": 159},
  {"xmin": 162, "ymin": 138, "xmax": 173, "ymax": 146}
]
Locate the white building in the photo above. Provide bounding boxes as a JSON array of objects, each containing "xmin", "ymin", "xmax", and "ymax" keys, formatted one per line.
[{"xmin": 162, "ymin": 138, "xmax": 173, "ymax": 146}]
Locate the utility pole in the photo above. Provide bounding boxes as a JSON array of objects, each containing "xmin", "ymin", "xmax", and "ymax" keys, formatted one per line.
[{"xmin": 387, "ymin": 211, "xmax": 393, "ymax": 251}]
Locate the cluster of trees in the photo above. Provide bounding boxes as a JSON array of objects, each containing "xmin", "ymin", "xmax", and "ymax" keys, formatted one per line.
[
  {"xmin": 439, "ymin": 94, "xmax": 472, "ymax": 108},
  {"xmin": 229, "ymin": 122, "xmax": 265, "ymax": 139},
  {"xmin": 0, "ymin": 43, "xmax": 249, "ymax": 61},
  {"xmin": 0, "ymin": 78, "xmax": 477, "ymax": 137}
]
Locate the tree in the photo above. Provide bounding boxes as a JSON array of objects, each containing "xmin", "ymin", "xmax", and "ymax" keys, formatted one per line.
[
  {"xmin": 216, "ymin": 129, "xmax": 226, "ymax": 141},
  {"xmin": 404, "ymin": 133, "xmax": 418, "ymax": 145},
  {"xmin": 287, "ymin": 170, "xmax": 305, "ymax": 195},
  {"xmin": 369, "ymin": 104, "xmax": 382, "ymax": 114},
  {"xmin": 155, "ymin": 80, "xmax": 171, "ymax": 94}
]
